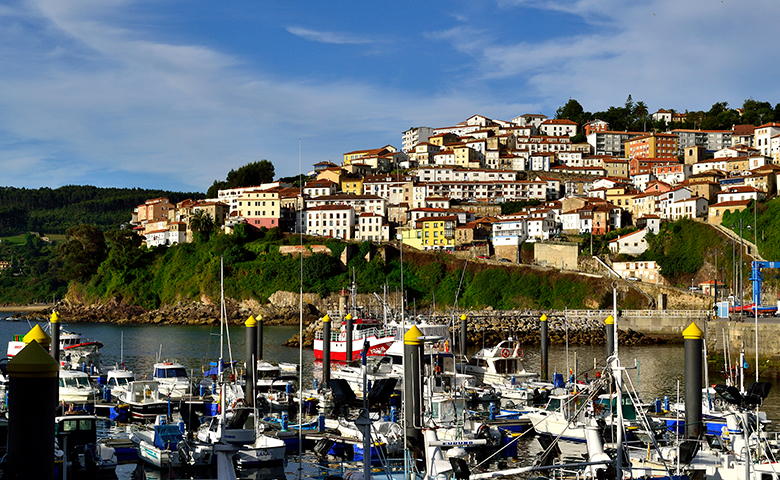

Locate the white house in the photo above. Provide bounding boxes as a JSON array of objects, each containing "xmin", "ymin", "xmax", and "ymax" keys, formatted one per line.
[
  {"xmin": 356, "ymin": 213, "xmax": 389, "ymax": 242},
  {"xmin": 302, "ymin": 205, "xmax": 355, "ymax": 239},
  {"xmin": 668, "ymin": 196, "xmax": 708, "ymax": 220},
  {"xmin": 754, "ymin": 123, "xmax": 780, "ymax": 156},
  {"xmin": 717, "ymin": 186, "xmax": 766, "ymax": 203},
  {"xmin": 539, "ymin": 119, "xmax": 577, "ymax": 137},
  {"xmin": 608, "ymin": 229, "xmax": 648, "ymax": 256},
  {"xmin": 612, "ymin": 260, "xmax": 663, "ymax": 284}
]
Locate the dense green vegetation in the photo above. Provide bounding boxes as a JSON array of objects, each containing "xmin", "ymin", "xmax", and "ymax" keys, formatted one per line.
[
  {"xmin": 722, "ymin": 199, "xmax": 780, "ymax": 261},
  {"xmin": 642, "ymin": 219, "xmax": 746, "ymax": 288},
  {"xmin": 500, "ymin": 200, "xmax": 543, "ymax": 215},
  {"xmin": 0, "ymin": 224, "xmax": 624, "ymax": 310},
  {"xmin": 206, "ymin": 160, "xmax": 276, "ymax": 197},
  {"xmin": 0, "ymin": 234, "xmax": 66, "ymax": 304},
  {"xmin": 0, "ymin": 185, "xmax": 203, "ymax": 235},
  {"xmin": 556, "ymin": 97, "xmax": 780, "ymax": 133}
]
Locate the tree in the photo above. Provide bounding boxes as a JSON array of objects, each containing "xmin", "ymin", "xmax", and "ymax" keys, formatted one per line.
[
  {"xmin": 742, "ymin": 99, "xmax": 775, "ymax": 125},
  {"xmin": 189, "ymin": 210, "xmax": 215, "ymax": 242},
  {"xmin": 206, "ymin": 160, "xmax": 276, "ymax": 197},
  {"xmin": 555, "ymin": 99, "xmax": 590, "ymax": 125},
  {"xmin": 57, "ymin": 224, "xmax": 106, "ymax": 282}
]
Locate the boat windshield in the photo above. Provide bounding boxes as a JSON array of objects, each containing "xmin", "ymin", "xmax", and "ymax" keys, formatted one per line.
[
  {"xmin": 112, "ymin": 376, "xmax": 133, "ymax": 386},
  {"xmin": 60, "ymin": 376, "xmax": 91, "ymax": 389},
  {"xmin": 155, "ymin": 367, "xmax": 187, "ymax": 379}
]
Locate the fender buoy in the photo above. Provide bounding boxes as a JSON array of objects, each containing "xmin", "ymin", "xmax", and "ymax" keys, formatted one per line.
[{"xmin": 500, "ymin": 348, "xmax": 511, "ymax": 358}]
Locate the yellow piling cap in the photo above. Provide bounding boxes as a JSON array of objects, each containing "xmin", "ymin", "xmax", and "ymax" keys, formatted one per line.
[
  {"xmin": 345, "ymin": 313, "xmax": 353, "ymax": 321},
  {"xmin": 245, "ymin": 315, "xmax": 257, "ymax": 327},
  {"xmin": 539, "ymin": 314, "xmax": 548, "ymax": 322},
  {"xmin": 256, "ymin": 314, "xmax": 262, "ymax": 322},
  {"xmin": 682, "ymin": 322, "xmax": 703, "ymax": 340},
  {"xmin": 605, "ymin": 315, "xmax": 614, "ymax": 325},
  {"xmin": 23, "ymin": 324, "xmax": 51, "ymax": 346},
  {"xmin": 404, "ymin": 325, "xmax": 423, "ymax": 345},
  {"xmin": 322, "ymin": 314, "xmax": 331, "ymax": 323},
  {"xmin": 459, "ymin": 314, "xmax": 467, "ymax": 321},
  {"xmin": 50, "ymin": 310, "xmax": 60, "ymax": 324},
  {"xmin": 8, "ymin": 341, "xmax": 59, "ymax": 377}
]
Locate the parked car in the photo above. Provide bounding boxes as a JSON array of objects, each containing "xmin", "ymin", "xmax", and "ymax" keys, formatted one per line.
[
  {"xmin": 476, "ymin": 255, "xmax": 489, "ymax": 259},
  {"xmin": 498, "ymin": 258, "xmax": 512, "ymax": 263}
]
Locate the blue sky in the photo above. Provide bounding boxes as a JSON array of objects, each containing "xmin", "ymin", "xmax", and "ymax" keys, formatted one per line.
[{"xmin": 1, "ymin": 0, "xmax": 780, "ymax": 192}]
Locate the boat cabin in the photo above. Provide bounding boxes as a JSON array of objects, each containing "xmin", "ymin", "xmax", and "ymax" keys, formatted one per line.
[
  {"xmin": 55, "ymin": 415, "xmax": 99, "ymax": 449},
  {"xmin": 106, "ymin": 369, "xmax": 134, "ymax": 389},
  {"xmin": 153, "ymin": 363, "xmax": 188, "ymax": 380},
  {"xmin": 126, "ymin": 381, "xmax": 163, "ymax": 403},
  {"xmin": 59, "ymin": 370, "xmax": 92, "ymax": 389}
]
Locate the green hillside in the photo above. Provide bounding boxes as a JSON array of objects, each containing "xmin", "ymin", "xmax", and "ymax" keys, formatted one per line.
[{"xmin": 0, "ymin": 185, "xmax": 204, "ymax": 235}]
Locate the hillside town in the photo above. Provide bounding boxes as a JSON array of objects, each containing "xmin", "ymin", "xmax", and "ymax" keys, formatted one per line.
[{"xmin": 129, "ymin": 111, "xmax": 780, "ymax": 286}]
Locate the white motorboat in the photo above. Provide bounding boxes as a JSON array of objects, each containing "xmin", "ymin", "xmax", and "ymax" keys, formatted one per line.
[
  {"xmin": 130, "ymin": 416, "xmax": 212, "ymax": 468},
  {"xmin": 105, "ymin": 368, "xmax": 134, "ymax": 401},
  {"xmin": 116, "ymin": 380, "xmax": 170, "ymax": 421},
  {"xmin": 462, "ymin": 339, "xmax": 537, "ymax": 386},
  {"xmin": 152, "ymin": 362, "xmax": 191, "ymax": 399},
  {"xmin": 59, "ymin": 370, "xmax": 98, "ymax": 405},
  {"xmin": 255, "ymin": 361, "xmax": 297, "ymax": 393},
  {"xmin": 234, "ymin": 432, "xmax": 286, "ymax": 468},
  {"xmin": 197, "ymin": 407, "xmax": 256, "ymax": 446}
]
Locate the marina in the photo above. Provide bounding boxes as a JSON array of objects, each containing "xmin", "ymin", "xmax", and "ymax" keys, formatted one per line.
[{"xmin": 1, "ymin": 304, "xmax": 780, "ymax": 479}]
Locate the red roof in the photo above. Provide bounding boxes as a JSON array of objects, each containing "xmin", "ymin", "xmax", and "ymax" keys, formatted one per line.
[
  {"xmin": 710, "ymin": 200, "xmax": 751, "ymax": 208},
  {"xmin": 541, "ymin": 119, "xmax": 577, "ymax": 125},
  {"xmin": 307, "ymin": 204, "xmax": 353, "ymax": 211}
]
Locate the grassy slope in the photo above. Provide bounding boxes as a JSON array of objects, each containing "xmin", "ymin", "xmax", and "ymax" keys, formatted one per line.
[{"xmin": 75, "ymin": 231, "xmax": 648, "ymax": 311}]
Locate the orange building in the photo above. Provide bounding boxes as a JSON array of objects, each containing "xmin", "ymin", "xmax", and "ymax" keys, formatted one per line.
[{"xmin": 624, "ymin": 133, "xmax": 678, "ymax": 160}]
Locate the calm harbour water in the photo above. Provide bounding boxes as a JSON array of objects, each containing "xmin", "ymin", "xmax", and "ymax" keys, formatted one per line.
[{"xmin": 1, "ymin": 312, "xmax": 778, "ymax": 478}]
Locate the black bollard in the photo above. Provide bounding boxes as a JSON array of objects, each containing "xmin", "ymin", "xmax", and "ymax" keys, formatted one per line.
[
  {"xmin": 460, "ymin": 314, "xmax": 467, "ymax": 358},
  {"xmin": 245, "ymin": 316, "xmax": 257, "ymax": 407},
  {"xmin": 540, "ymin": 314, "xmax": 549, "ymax": 382},
  {"xmin": 256, "ymin": 315, "xmax": 264, "ymax": 361},
  {"xmin": 403, "ymin": 326, "xmax": 423, "ymax": 459},
  {"xmin": 605, "ymin": 314, "xmax": 615, "ymax": 360},
  {"xmin": 345, "ymin": 313, "xmax": 354, "ymax": 363},
  {"xmin": 6, "ymin": 341, "xmax": 58, "ymax": 479},
  {"xmin": 322, "ymin": 315, "xmax": 332, "ymax": 386},
  {"xmin": 50, "ymin": 310, "xmax": 60, "ymax": 363},
  {"xmin": 683, "ymin": 322, "xmax": 703, "ymax": 439}
]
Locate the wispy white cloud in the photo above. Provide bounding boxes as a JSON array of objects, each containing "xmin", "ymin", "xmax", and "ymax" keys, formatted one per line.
[
  {"xmin": 286, "ymin": 26, "xmax": 373, "ymax": 45},
  {"xmin": 0, "ymin": 0, "xmax": 535, "ymax": 189},
  {"xmin": 434, "ymin": 0, "xmax": 780, "ymax": 112}
]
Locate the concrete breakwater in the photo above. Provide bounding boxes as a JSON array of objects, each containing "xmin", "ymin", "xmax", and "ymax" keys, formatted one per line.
[{"xmin": 284, "ymin": 313, "xmax": 661, "ymax": 348}]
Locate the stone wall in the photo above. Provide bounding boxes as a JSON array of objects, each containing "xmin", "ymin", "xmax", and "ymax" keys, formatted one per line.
[{"xmin": 534, "ymin": 242, "xmax": 579, "ymax": 270}]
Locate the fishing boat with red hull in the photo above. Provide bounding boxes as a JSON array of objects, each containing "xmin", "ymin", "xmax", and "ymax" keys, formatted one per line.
[{"xmin": 313, "ymin": 315, "xmax": 396, "ymax": 362}]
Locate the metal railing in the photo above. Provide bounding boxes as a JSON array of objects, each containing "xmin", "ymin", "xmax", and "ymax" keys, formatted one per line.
[{"xmin": 314, "ymin": 326, "xmax": 396, "ymax": 341}]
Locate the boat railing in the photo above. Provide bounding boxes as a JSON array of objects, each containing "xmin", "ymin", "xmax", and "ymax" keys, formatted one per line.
[{"xmin": 314, "ymin": 326, "xmax": 396, "ymax": 341}]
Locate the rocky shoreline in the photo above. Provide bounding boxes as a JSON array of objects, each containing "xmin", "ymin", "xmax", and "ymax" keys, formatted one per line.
[
  {"xmin": 10, "ymin": 293, "xmax": 663, "ymax": 351},
  {"xmin": 17, "ymin": 298, "xmax": 321, "ymax": 327}
]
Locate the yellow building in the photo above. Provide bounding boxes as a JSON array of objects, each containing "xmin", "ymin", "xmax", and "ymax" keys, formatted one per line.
[
  {"xmin": 340, "ymin": 175, "xmax": 364, "ymax": 195},
  {"xmin": 453, "ymin": 145, "xmax": 481, "ymax": 168},
  {"xmin": 316, "ymin": 167, "xmax": 344, "ymax": 185},
  {"xmin": 399, "ymin": 227, "xmax": 424, "ymax": 250},
  {"xmin": 708, "ymin": 199, "xmax": 750, "ymax": 225},
  {"xmin": 603, "ymin": 158, "xmax": 629, "ymax": 178},
  {"xmin": 343, "ymin": 145, "xmax": 395, "ymax": 165},
  {"xmin": 605, "ymin": 188, "xmax": 636, "ymax": 210},
  {"xmin": 417, "ymin": 216, "xmax": 456, "ymax": 250}
]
